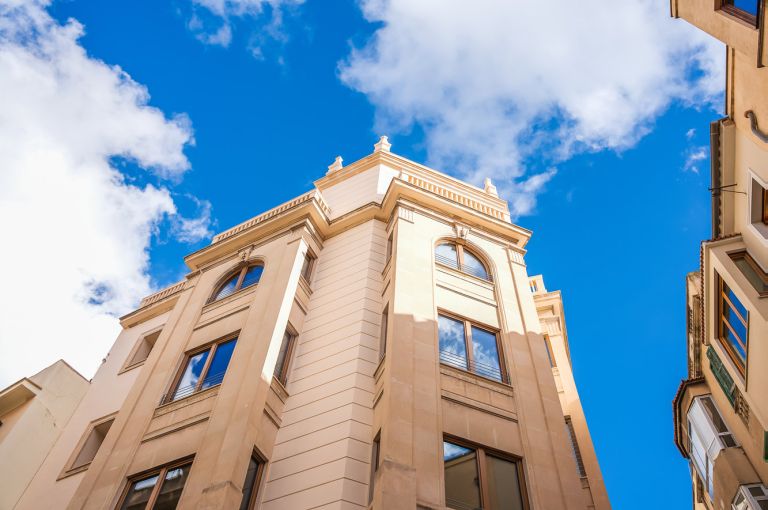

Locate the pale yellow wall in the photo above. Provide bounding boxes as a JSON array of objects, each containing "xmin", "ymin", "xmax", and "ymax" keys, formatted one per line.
[{"xmin": 0, "ymin": 361, "xmax": 88, "ymax": 510}]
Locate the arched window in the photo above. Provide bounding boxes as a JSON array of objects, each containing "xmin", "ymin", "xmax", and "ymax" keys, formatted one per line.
[
  {"xmin": 435, "ymin": 242, "xmax": 491, "ymax": 281},
  {"xmin": 210, "ymin": 263, "xmax": 264, "ymax": 302}
]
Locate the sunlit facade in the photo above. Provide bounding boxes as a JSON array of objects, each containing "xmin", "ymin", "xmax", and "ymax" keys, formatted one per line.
[
  {"xmin": 11, "ymin": 139, "xmax": 609, "ymax": 509},
  {"xmin": 671, "ymin": 1, "xmax": 768, "ymax": 509}
]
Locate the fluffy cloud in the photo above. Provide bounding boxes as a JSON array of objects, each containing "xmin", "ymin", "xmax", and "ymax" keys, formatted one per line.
[
  {"xmin": 187, "ymin": 0, "xmax": 304, "ymax": 55},
  {"xmin": 340, "ymin": 0, "xmax": 724, "ymax": 216},
  {"xmin": 683, "ymin": 146, "xmax": 708, "ymax": 173},
  {"xmin": 0, "ymin": 0, "xmax": 209, "ymax": 385}
]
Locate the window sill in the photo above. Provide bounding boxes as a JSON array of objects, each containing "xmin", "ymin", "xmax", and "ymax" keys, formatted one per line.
[
  {"xmin": 202, "ymin": 284, "xmax": 258, "ymax": 313},
  {"xmin": 439, "ymin": 363, "xmax": 512, "ymax": 392},
  {"xmin": 57, "ymin": 462, "xmax": 90, "ymax": 481},
  {"xmin": 117, "ymin": 360, "xmax": 146, "ymax": 376},
  {"xmin": 155, "ymin": 385, "xmax": 220, "ymax": 417},
  {"xmin": 435, "ymin": 261, "xmax": 493, "ymax": 286}
]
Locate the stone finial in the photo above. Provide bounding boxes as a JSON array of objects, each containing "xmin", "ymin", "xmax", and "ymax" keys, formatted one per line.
[
  {"xmin": 484, "ymin": 177, "xmax": 498, "ymax": 197},
  {"xmin": 327, "ymin": 156, "xmax": 343, "ymax": 174},
  {"xmin": 374, "ymin": 135, "xmax": 391, "ymax": 153}
]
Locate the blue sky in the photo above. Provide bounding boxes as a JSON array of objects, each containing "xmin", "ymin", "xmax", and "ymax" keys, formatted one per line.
[{"xmin": 0, "ymin": 0, "xmax": 724, "ymax": 508}]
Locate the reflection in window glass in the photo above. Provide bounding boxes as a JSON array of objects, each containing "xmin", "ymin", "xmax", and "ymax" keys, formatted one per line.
[
  {"xmin": 153, "ymin": 464, "xmax": 191, "ymax": 510},
  {"xmin": 201, "ymin": 339, "xmax": 236, "ymax": 389},
  {"xmin": 730, "ymin": 0, "xmax": 759, "ymax": 15},
  {"xmin": 214, "ymin": 275, "xmax": 240, "ymax": 301},
  {"xmin": 471, "ymin": 326, "xmax": 501, "ymax": 381},
  {"xmin": 462, "ymin": 250, "xmax": 489, "ymax": 280},
  {"xmin": 240, "ymin": 455, "xmax": 264, "ymax": 510},
  {"xmin": 443, "ymin": 441, "xmax": 481, "ymax": 510},
  {"xmin": 438, "ymin": 315, "xmax": 467, "ymax": 370},
  {"xmin": 485, "ymin": 454, "xmax": 525, "ymax": 510},
  {"xmin": 240, "ymin": 265, "xmax": 264, "ymax": 289},
  {"xmin": 436, "ymin": 243, "xmax": 458, "ymax": 267},
  {"xmin": 120, "ymin": 474, "xmax": 159, "ymax": 510},
  {"xmin": 172, "ymin": 350, "xmax": 210, "ymax": 401}
]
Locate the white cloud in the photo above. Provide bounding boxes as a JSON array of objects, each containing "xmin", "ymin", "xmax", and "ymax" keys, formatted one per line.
[
  {"xmin": 686, "ymin": 128, "xmax": 697, "ymax": 140},
  {"xmin": 683, "ymin": 146, "xmax": 708, "ymax": 173},
  {"xmin": 187, "ymin": 0, "xmax": 304, "ymax": 53},
  {"xmin": 340, "ymin": 0, "xmax": 725, "ymax": 217},
  {"xmin": 0, "ymin": 0, "xmax": 210, "ymax": 385}
]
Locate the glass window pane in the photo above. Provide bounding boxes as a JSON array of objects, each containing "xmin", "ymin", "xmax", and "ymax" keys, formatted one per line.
[
  {"xmin": 240, "ymin": 265, "xmax": 263, "ymax": 290},
  {"xmin": 439, "ymin": 315, "xmax": 467, "ymax": 370},
  {"xmin": 153, "ymin": 464, "xmax": 192, "ymax": 510},
  {"xmin": 120, "ymin": 474, "xmax": 159, "ymax": 510},
  {"xmin": 731, "ymin": 0, "xmax": 758, "ymax": 15},
  {"xmin": 201, "ymin": 339, "xmax": 237, "ymax": 389},
  {"xmin": 471, "ymin": 326, "xmax": 502, "ymax": 381},
  {"xmin": 436, "ymin": 243, "xmax": 458, "ymax": 268},
  {"xmin": 215, "ymin": 274, "xmax": 240, "ymax": 301},
  {"xmin": 172, "ymin": 350, "xmax": 210, "ymax": 401},
  {"xmin": 723, "ymin": 301, "xmax": 747, "ymax": 341},
  {"xmin": 240, "ymin": 456, "xmax": 262, "ymax": 510},
  {"xmin": 274, "ymin": 332, "xmax": 294, "ymax": 383},
  {"xmin": 723, "ymin": 325, "xmax": 747, "ymax": 364},
  {"xmin": 443, "ymin": 441, "xmax": 481, "ymax": 510},
  {"xmin": 462, "ymin": 250, "xmax": 489, "ymax": 280},
  {"xmin": 485, "ymin": 455, "xmax": 525, "ymax": 510},
  {"xmin": 700, "ymin": 397, "xmax": 729, "ymax": 434},
  {"xmin": 723, "ymin": 283, "xmax": 748, "ymax": 322}
]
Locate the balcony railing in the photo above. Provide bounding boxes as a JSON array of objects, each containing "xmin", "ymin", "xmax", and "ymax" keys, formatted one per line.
[
  {"xmin": 440, "ymin": 349, "xmax": 506, "ymax": 383},
  {"xmin": 435, "ymin": 254, "xmax": 492, "ymax": 282},
  {"xmin": 163, "ymin": 371, "xmax": 226, "ymax": 404}
]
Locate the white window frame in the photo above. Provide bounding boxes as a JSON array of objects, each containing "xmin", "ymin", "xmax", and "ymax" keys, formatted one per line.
[
  {"xmin": 733, "ymin": 484, "xmax": 768, "ymax": 510},
  {"xmin": 747, "ymin": 170, "xmax": 768, "ymax": 247},
  {"xmin": 688, "ymin": 395, "xmax": 737, "ymax": 499}
]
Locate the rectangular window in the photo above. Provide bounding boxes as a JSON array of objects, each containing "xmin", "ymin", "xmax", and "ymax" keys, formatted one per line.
[
  {"xmin": 687, "ymin": 395, "xmax": 737, "ymax": 499},
  {"xmin": 716, "ymin": 274, "xmax": 748, "ymax": 375},
  {"xmin": 443, "ymin": 439, "xmax": 525, "ymax": 510},
  {"xmin": 165, "ymin": 336, "xmax": 237, "ymax": 403},
  {"xmin": 300, "ymin": 252, "xmax": 315, "ymax": 282},
  {"xmin": 734, "ymin": 484, "xmax": 768, "ymax": 510},
  {"xmin": 763, "ymin": 187, "xmax": 768, "ymax": 224},
  {"xmin": 379, "ymin": 306, "xmax": 389, "ymax": 360},
  {"xmin": 722, "ymin": 0, "xmax": 760, "ymax": 25},
  {"xmin": 239, "ymin": 451, "xmax": 266, "ymax": 510},
  {"xmin": 438, "ymin": 313, "xmax": 506, "ymax": 383},
  {"xmin": 729, "ymin": 250, "xmax": 768, "ymax": 297},
  {"xmin": 386, "ymin": 232, "xmax": 393, "ymax": 263},
  {"xmin": 369, "ymin": 431, "xmax": 381, "ymax": 504},
  {"xmin": 544, "ymin": 334, "xmax": 557, "ymax": 368},
  {"xmin": 66, "ymin": 415, "xmax": 115, "ymax": 473},
  {"xmin": 274, "ymin": 329, "xmax": 296, "ymax": 385},
  {"xmin": 564, "ymin": 417, "xmax": 586, "ymax": 478},
  {"xmin": 119, "ymin": 459, "xmax": 193, "ymax": 510},
  {"xmin": 124, "ymin": 329, "xmax": 161, "ymax": 370}
]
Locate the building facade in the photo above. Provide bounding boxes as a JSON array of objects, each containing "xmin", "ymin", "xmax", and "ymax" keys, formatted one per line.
[
  {"xmin": 0, "ymin": 360, "xmax": 89, "ymax": 509},
  {"xmin": 671, "ymin": 1, "xmax": 768, "ymax": 509},
  {"xmin": 13, "ymin": 139, "xmax": 609, "ymax": 509}
]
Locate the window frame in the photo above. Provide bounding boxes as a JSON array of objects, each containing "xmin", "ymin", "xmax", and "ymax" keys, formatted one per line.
[
  {"xmin": 240, "ymin": 449, "xmax": 267, "ymax": 510},
  {"xmin": 435, "ymin": 241, "xmax": 492, "ymax": 282},
  {"xmin": 716, "ymin": 274, "xmax": 749, "ymax": 376},
  {"xmin": 564, "ymin": 416, "xmax": 586, "ymax": 478},
  {"xmin": 687, "ymin": 394, "xmax": 738, "ymax": 499},
  {"xmin": 437, "ymin": 310, "xmax": 508, "ymax": 384},
  {"xmin": 733, "ymin": 484, "xmax": 768, "ymax": 510},
  {"xmin": 720, "ymin": 0, "xmax": 760, "ymax": 26},
  {"xmin": 120, "ymin": 327, "xmax": 163, "ymax": 373},
  {"xmin": 763, "ymin": 187, "xmax": 768, "ymax": 225},
  {"xmin": 368, "ymin": 430, "xmax": 381, "ymax": 504},
  {"xmin": 729, "ymin": 249, "xmax": 768, "ymax": 297},
  {"xmin": 209, "ymin": 262, "xmax": 264, "ymax": 304},
  {"xmin": 300, "ymin": 251, "xmax": 315, "ymax": 283},
  {"xmin": 442, "ymin": 435, "xmax": 529, "ymax": 510},
  {"xmin": 544, "ymin": 334, "xmax": 557, "ymax": 368},
  {"xmin": 163, "ymin": 333, "xmax": 238, "ymax": 404},
  {"xmin": 116, "ymin": 457, "xmax": 194, "ymax": 510},
  {"xmin": 59, "ymin": 412, "xmax": 117, "ymax": 479},
  {"xmin": 379, "ymin": 305, "xmax": 389, "ymax": 360},
  {"xmin": 274, "ymin": 328, "xmax": 297, "ymax": 386}
]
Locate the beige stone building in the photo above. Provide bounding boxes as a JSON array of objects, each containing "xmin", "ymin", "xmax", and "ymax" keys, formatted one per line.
[
  {"xmin": 12, "ymin": 139, "xmax": 609, "ymax": 509},
  {"xmin": 0, "ymin": 360, "xmax": 89, "ymax": 509},
  {"xmin": 671, "ymin": 1, "xmax": 768, "ymax": 509}
]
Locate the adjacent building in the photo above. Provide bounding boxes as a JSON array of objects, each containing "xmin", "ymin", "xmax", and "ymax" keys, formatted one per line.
[
  {"xmin": 0, "ymin": 360, "xmax": 89, "ymax": 509},
  {"xmin": 671, "ymin": 1, "xmax": 768, "ymax": 509},
  {"xmin": 12, "ymin": 139, "xmax": 609, "ymax": 509}
]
